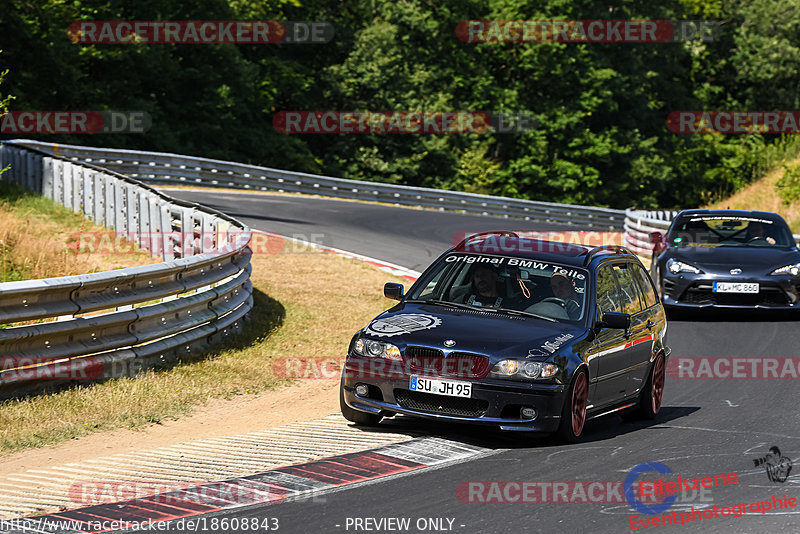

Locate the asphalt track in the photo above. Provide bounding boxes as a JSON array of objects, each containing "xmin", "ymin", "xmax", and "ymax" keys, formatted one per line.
[{"xmin": 142, "ymin": 190, "xmax": 800, "ymax": 534}]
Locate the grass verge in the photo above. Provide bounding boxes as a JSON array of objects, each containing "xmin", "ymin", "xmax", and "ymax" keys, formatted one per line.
[
  {"xmin": 707, "ymin": 156, "xmax": 800, "ymax": 233},
  {"xmin": 0, "ymin": 244, "xmax": 406, "ymax": 455},
  {"xmin": 0, "ymin": 181, "xmax": 155, "ymax": 281}
]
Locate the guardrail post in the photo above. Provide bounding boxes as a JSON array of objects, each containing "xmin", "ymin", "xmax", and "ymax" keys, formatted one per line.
[
  {"xmin": 71, "ymin": 164, "xmax": 83, "ymax": 213},
  {"xmin": 177, "ymin": 206, "xmax": 194, "ymax": 257},
  {"xmin": 55, "ymin": 159, "xmax": 67, "ymax": 205},
  {"xmin": 200, "ymin": 212, "xmax": 215, "ymax": 253},
  {"xmin": 138, "ymin": 188, "xmax": 151, "ymax": 254},
  {"xmin": 126, "ymin": 183, "xmax": 139, "ymax": 246},
  {"xmin": 25, "ymin": 152, "xmax": 37, "ymax": 192},
  {"xmin": 83, "ymin": 168, "xmax": 95, "ymax": 221},
  {"xmin": 93, "ymin": 172, "xmax": 105, "ymax": 226},
  {"xmin": 42, "ymin": 157, "xmax": 55, "ymax": 200},
  {"xmin": 11, "ymin": 147, "xmax": 22, "ymax": 185},
  {"xmin": 104, "ymin": 175, "xmax": 116, "ymax": 229},
  {"xmin": 147, "ymin": 193, "xmax": 161, "ymax": 258},
  {"xmin": 60, "ymin": 160, "xmax": 70, "ymax": 207},
  {"xmin": 114, "ymin": 178, "xmax": 126, "ymax": 233},
  {"xmin": 160, "ymin": 203, "xmax": 174, "ymax": 261}
]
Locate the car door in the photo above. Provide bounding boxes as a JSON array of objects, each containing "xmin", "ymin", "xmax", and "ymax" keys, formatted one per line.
[
  {"xmin": 610, "ymin": 262, "xmax": 651, "ymax": 397},
  {"xmin": 586, "ymin": 263, "xmax": 632, "ymax": 409},
  {"xmin": 630, "ymin": 263, "xmax": 665, "ymax": 392}
]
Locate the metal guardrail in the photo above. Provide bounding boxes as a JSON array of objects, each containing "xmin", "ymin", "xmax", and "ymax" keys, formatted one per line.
[
  {"xmin": 624, "ymin": 209, "xmax": 678, "ymax": 255},
  {"xmin": 0, "ymin": 141, "xmax": 253, "ymax": 399},
  {"xmin": 625, "ymin": 208, "xmax": 800, "ymax": 256},
  {"xmin": 7, "ymin": 140, "xmax": 626, "ymax": 231}
]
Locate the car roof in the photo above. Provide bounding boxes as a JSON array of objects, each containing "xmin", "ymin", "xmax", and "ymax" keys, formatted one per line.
[
  {"xmin": 674, "ymin": 208, "xmax": 786, "ymax": 222},
  {"xmin": 448, "ymin": 232, "xmax": 637, "ymax": 268}
]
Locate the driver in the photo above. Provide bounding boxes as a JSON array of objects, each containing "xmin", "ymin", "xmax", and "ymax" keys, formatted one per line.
[
  {"xmin": 549, "ymin": 273, "xmax": 581, "ymax": 319},
  {"xmin": 746, "ymin": 222, "xmax": 776, "ymax": 245},
  {"xmin": 452, "ymin": 264, "xmax": 505, "ymax": 307}
]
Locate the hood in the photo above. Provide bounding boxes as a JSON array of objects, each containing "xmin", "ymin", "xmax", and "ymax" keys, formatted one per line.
[
  {"xmin": 361, "ymin": 302, "xmax": 588, "ymax": 359},
  {"xmin": 669, "ymin": 245, "xmax": 800, "ymax": 275}
]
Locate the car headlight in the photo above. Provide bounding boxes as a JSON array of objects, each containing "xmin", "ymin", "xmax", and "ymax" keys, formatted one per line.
[
  {"xmin": 353, "ymin": 338, "xmax": 401, "ymax": 361},
  {"xmin": 490, "ymin": 359, "xmax": 558, "ymax": 380},
  {"xmin": 666, "ymin": 258, "xmax": 702, "ymax": 274},
  {"xmin": 770, "ymin": 263, "xmax": 800, "ymax": 276}
]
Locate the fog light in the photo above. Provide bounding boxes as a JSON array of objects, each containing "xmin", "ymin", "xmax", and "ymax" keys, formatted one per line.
[
  {"xmin": 521, "ymin": 407, "xmax": 537, "ymax": 419},
  {"xmin": 355, "ymin": 384, "xmax": 369, "ymax": 396}
]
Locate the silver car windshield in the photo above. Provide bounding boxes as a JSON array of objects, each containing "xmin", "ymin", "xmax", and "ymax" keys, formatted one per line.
[{"xmin": 669, "ymin": 216, "xmax": 794, "ymax": 247}]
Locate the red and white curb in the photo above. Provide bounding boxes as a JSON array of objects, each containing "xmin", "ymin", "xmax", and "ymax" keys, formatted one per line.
[{"xmin": 7, "ymin": 437, "xmax": 491, "ymax": 533}]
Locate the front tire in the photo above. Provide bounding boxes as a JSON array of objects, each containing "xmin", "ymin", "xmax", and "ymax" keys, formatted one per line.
[
  {"xmin": 556, "ymin": 369, "xmax": 588, "ymax": 443},
  {"xmin": 339, "ymin": 383, "xmax": 382, "ymax": 426}
]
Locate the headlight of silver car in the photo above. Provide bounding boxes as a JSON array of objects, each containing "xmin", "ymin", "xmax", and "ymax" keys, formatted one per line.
[
  {"xmin": 490, "ymin": 359, "xmax": 559, "ymax": 380},
  {"xmin": 666, "ymin": 258, "xmax": 703, "ymax": 274},
  {"xmin": 770, "ymin": 263, "xmax": 800, "ymax": 276}
]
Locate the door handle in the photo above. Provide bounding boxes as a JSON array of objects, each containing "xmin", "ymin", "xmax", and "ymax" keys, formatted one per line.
[{"xmin": 646, "ymin": 320, "xmax": 655, "ymax": 330}]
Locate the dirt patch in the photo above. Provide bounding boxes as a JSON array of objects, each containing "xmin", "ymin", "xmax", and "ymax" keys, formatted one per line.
[{"xmin": 0, "ymin": 378, "xmax": 341, "ymax": 478}]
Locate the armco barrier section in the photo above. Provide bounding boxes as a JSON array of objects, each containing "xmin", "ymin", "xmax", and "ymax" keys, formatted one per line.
[
  {"xmin": 624, "ymin": 209, "xmax": 678, "ymax": 255},
  {"xmin": 8, "ymin": 140, "xmax": 625, "ymax": 231},
  {"xmin": 0, "ymin": 141, "xmax": 253, "ymax": 399}
]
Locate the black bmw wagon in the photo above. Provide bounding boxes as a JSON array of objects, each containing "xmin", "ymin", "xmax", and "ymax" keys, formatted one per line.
[{"xmin": 339, "ymin": 232, "xmax": 670, "ymax": 442}]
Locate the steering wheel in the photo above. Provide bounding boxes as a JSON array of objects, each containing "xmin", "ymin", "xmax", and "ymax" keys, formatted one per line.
[
  {"xmin": 747, "ymin": 236, "xmax": 768, "ymax": 244},
  {"xmin": 540, "ymin": 297, "xmax": 580, "ymax": 318}
]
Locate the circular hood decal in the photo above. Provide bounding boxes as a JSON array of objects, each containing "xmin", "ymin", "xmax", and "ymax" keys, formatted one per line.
[{"xmin": 365, "ymin": 314, "xmax": 442, "ymax": 338}]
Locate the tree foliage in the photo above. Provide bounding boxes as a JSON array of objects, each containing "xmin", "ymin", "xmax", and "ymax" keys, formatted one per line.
[{"xmin": 1, "ymin": 0, "xmax": 798, "ymax": 209}]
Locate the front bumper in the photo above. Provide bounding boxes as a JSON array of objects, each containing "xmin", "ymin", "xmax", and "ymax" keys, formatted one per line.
[
  {"xmin": 661, "ymin": 272, "xmax": 800, "ymax": 309},
  {"xmin": 341, "ymin": 358, "xmax": 566, "ymax": 432}
]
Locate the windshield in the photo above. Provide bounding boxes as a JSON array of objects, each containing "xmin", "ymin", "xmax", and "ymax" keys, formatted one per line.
[
  {"xmin": 407, "ymin": 254, "xmax": 589, "ymax": 324},
  {"xmin": 668, "ymin": 216, "xmax": 794, "ymax": 247}
]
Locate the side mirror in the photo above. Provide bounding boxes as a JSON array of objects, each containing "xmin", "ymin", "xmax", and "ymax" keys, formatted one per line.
[
  {"xmin": 384, "ymin": 282, "xmax": 404, "ymax": 301},
  {"xmin": 598, "ymin": 312, "xmax": 631, "ymax": 330},
  {"xmin": 648, "ymin": 231, "xmax": 664, "ymax": 245},
  {"xmin": 649, "ymin": 231, "xmax": 667, "ymax": 254}
]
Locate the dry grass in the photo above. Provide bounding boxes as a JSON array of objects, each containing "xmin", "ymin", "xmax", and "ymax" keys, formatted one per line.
[
  {"xmin": 0, "ymin": 244, "xmax": 407, "ymax": 454},
  {"xmin": 0, "ymin": 182, "xmax": 156, "ymax": 282},
  {"xmin": 706, "ymin": 157, "xmax": 800, "ymax": 233}
]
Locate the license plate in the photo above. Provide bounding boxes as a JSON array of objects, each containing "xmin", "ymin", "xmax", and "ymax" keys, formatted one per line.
[
  {"xmin": 409, "ymin": 376, "xmax": 472, "ymax": 398},
  {"xmin": 713, "ymin": 282, "xmax": 759, "ymax": 293}
]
